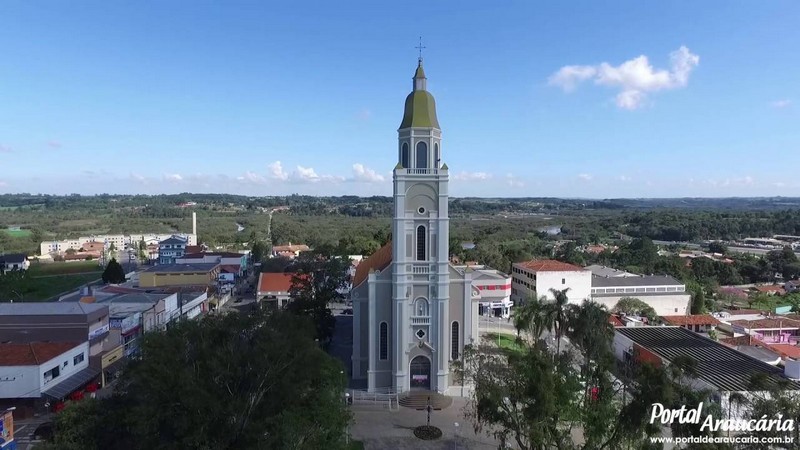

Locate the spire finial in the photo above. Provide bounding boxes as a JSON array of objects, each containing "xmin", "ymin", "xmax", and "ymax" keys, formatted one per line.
[{"xmin": 415, "ymin": 36, "xmax": 426, "ymax": 63}]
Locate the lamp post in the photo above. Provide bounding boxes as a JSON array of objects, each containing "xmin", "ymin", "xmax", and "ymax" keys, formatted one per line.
[{"xmin": 454, "ymin": 422, "xmax": 460, "ymax": 450}]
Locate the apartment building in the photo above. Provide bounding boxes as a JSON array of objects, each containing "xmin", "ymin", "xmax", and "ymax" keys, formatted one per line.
[{"xmin": 510, "ymin": 259, "xmax": 592, "ymax": 304}]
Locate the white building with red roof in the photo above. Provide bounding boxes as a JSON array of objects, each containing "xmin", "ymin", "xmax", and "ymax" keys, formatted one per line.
[
  {"xmin": 510, "ymin": 259, "xmax": 592, "ymax": 305},
  {"xmin": 256, "ymin": 272, "xmax": 297, "ymax": 308}
]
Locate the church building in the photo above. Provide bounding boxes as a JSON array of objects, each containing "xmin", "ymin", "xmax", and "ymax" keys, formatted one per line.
[{"xmin": 351, "ymin": 58, "xmax": 479, "ymax": 394}]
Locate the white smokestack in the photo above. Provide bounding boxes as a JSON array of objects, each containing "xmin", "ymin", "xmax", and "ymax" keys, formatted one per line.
[{"xmin": 192, "ymin": 212, "xmax": 197, "ymax": 236}]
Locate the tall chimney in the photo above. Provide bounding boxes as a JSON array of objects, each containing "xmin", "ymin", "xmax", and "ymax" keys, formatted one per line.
[{"xmin": 192, "ymin": 212, "xmax": 197, "ymax": 236}]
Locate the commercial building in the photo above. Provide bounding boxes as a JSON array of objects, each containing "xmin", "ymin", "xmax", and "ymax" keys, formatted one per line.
[
  {"xmin": 0, "ymin": 341, "xmax": 94, "ymax": 418},
  {"xmin": 460, "ymin": 264, "xmax": 512, "ymax": 318},
  {"xmin": 138, "ymin": 263, "xmax": 220, "ymax": 288},
  {"xmin": 510, "ymin": 260, "xmax": 592, "ymax": 304},
  {"xmin": 590, "ymin": 275, "xmax": 691, "ymax": 316},
  {"xmin": 176, "ymin": 251, "xmax": 248, "ymax": 277},
  {"xmin": 158, "ymin": 236, "xmax": 189, "ymax": 265},
  {"xmin": 0, "ymin": 303, "xmax": 110, "ymax": 357},
  {"xmin": 614, "ymin": 326, "xmax": 800, "ymax": 420}
]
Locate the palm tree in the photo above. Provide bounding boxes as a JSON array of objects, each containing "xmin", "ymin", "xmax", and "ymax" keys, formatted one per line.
[
  {"xmin": 545, "ymin": 287, "xmax": 571, "ymax": 355},
  {"xmin": 511, "ymin": 295, "xmax": 550, "ymax": 343}
]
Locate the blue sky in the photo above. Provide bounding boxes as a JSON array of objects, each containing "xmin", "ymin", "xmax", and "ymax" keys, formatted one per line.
[{"xmin": 1, "ymin": 1, "xmax": 798, "ymax": 198}]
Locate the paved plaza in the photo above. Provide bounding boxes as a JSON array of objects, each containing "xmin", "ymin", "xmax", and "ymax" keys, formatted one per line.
[{"xmin": 350, "ymin": 397, "xmax": 502, "ymax": 450}]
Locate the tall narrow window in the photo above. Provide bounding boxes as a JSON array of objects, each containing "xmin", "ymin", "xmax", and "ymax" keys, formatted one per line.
[
  {"xmin": 434, "ymin": 143, "xmax": 439, "ymax": 168},
  {"xmin": 415, "ymin": 141, "xmax": 428, "ymax": 169},
  {"xmin": 416, "ymin": 225, "xmax": 426, "ymax": 261},
  {"xmin": 401, "ymin": 143, "xmax": 409, "ymax": 168},
  {"xmin": 451, "ymin": 322, "xmax": 460, "ymax": 360},
  {"xmin": 379, "ymin": 322, "xmax": 388, "ymax": 360}
]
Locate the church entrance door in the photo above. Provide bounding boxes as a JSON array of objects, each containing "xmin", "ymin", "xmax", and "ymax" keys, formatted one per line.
[{"xmin": 409, "ymin": 355, "xmax": 431, "ymax": 390}]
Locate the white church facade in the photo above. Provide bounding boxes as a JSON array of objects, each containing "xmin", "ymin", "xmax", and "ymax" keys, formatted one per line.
[{"xmin": 351, "ymin": 58, "xmax": 479, "ymax": 394}]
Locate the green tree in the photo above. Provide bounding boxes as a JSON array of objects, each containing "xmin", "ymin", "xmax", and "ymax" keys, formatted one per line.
[
  {"xmin": 101, "ymin": 258, "xmax": 126, "ymax": 284},
  {"xmin": 612, "ymin": 297, "xmax": 658, "ymax": 322},
  {"xmin": 251, "ymin": 240, "xmax": 267, "ymax": 263},
  {"xmin": 39, "ymin": 309, "xmax": 351, "ymax": 450},
  {"xmin": 287, "ymin": 253, "xmax": 350, "ymax": 344},
  {"xmin": 708, "ymin": 242, "xmax": 728, "ymax": 255}
]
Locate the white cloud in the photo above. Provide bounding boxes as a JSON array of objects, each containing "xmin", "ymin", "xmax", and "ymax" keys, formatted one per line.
[
  {"xmin": 164, "ymin": 173, "xmax": 183, "ymax": 182},
  {"xmin": 549, "ymin": 46, "xmax": 700, "ymax": 109},
  {"xmin": 453, "ymin": 171, "xmax": 492, "ymax": 181},
  {"xmin": 506, "ymin": 174, "xmax": 524, "ymax": 188},
  {"xmin": 0, "ymin": 144, "xmax": 12, "ymax": 153},
  {"xmin": 351, "ymin": 163, "xmax": 385, "ymax": 183},
  {"xmin": 290, "ymin": 165, "xmax": 344, "ymax": 183},
  {"xmin": 267, "ymin": 161, "xmax": 289, "ymax": 181},
  {"xmin": 618, "ymin": 175, "xmax": 631, "ymax": 182},
  {"xmin": 237, "ymin": 171, "xmax": 267, "ymax": 184},
  {"xmin": 0, "ymin": 180, "xmax": 8, "ymax": 187},
  {"xmin": 771, "ymin": 99, "xmax": 792, "ymax": 108},
  {"xmin": 704, "ymin": 176, "xmax": 755, "ymax": 188},
  {"xmin": 577, "ymin": 173, "xmax": 593, "ymax": 181}
]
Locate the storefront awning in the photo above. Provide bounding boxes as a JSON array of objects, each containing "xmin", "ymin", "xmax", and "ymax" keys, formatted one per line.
[{"xmin": 41, "ymin": 367, "xmax": 100, "ymax": 401}]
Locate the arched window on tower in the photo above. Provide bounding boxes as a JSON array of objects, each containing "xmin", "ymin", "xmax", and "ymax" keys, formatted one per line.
[
  {"xmin": 434, "ymin": 143, "xmax": 439, "ymax": 168},
  {"xmin": 415, "ymin": 298, "xmax": 429, "ymax": 316},
  {"xmin": 379, "ymin": 322, "xmax": 388, "ymax": 360},
  {"xmin": 401, "ymin": 143, "xmax": 409, "ymax": 168},
  {"xmin": 451, "ymin": 322, "xmax": 460, "ymax": 360},
  {"xmin": 416, "ymin": 225, "xmax": 426, "ymax": 261},
  {"xmin": 415, "ymin": 141, "xmax": 428, "ymax": 169}
]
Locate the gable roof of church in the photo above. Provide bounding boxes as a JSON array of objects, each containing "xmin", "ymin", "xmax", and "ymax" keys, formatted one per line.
[{"xmin": 352, "ymin": 241, "xmax": 393, "ymax": 288}]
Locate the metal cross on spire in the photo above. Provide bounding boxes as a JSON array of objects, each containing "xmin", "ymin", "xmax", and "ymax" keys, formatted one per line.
[{"xmin": 415, "ymin": 36, "xmax": 426, "ymax": 61}]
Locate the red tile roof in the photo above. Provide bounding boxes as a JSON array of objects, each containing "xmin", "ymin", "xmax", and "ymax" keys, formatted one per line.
[
  {"xmin": 258, "ymin": 272, "xmax": 297, "ymax": 293},
  {"xmin": 353, "ymin": 241, "xmax": 393, "ymax": 288},
  {"xmin": 609, "ymin": 315, "xmax": 624, "ymax": 327},
  {"xmin": 515, "ymin": 259, "xmax": 585, "ymax": 272},
  {"xmin": 755, "ymin": 285, "xmax": 786, "ymax": 294},
  {"xmin": 730, "ymin": 318, "xmax": 800, "ymax": 330},
  {"xmin": 661, "ymin": 315, "xmax": 721, "ymax": 326},
  {"xmin": 0, "ymin": 342, "xmax": 82, "ymax": 366},
  {"xmin": 219, "ymin": 264, "xmax": 241, "ymax": 273},
  {"xmin": 766, "ymin": 344, "xmax": 800, "ymax": 361}
]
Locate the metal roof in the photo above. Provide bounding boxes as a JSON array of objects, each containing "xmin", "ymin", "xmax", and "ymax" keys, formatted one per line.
[
  {"xmin": 592, "ymin": 275, "xmax": 683, "ymax": 288},
  {"xmin": 616, "ymin": 326, "xmax": 800, "ymax": 392},
  {"xmin": 0, "ymin": 302, "xmax": 107, "ymax": 316},
  {"xmin": 142, "ymin": 263, "xmax": 219, "ymax": 273}
]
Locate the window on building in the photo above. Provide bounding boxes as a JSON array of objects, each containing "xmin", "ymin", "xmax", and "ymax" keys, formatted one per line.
[
  {"xmin": 379, "ymin": 322, "xmax": 388, "ymax": 360},
  {"xmin": 451, "ymin": 322, "xmax": 460, "ymax": 360},
  {"xmin": 73, "ymin": 353, "xmax": 85, "ymax": 365},
  {"xmin": 562, "ymin": 278, "xmax": 565, "ymax": 285},
  {"xmin": 44, "ymin": 365, "xmax": 60, "ymax": 383},
  {"xmin": 415, "ymin": 141, "xmax": 428, "ymax": 169},
  {"xmin": 401, "ymin": 143, "xmax": 409, "ymax": 168},
  {"xmin": 416, "ymin": 225, "xmax": 426, "ymax": 261},
  {"xmin": 415, "ymin": 298, "xmax": 429, "ymax": 316},
  {"xmin": 434, "ymin": 143, "xmax": 440, "ymax": 168}
]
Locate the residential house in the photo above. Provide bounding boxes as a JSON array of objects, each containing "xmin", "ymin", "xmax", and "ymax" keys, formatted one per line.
[
  {"xmin": 0, "ymin": 254, "xmax": 29, "ymax": 272},
  {"xmin": 271, "ymin": 243, "xmax": 310, "ymax": 259},
  {"xmin": 614, "ymin": 326, "xmax": 800, "ymax": 421},
  {"xmin": 257, "ymin": 272, "xmax": 297, "ymax": 308},
  {"xmin": 660, "ymin": 314, "xmax": 721, "ymax": 333},
  {"xmin": 158, "ymin": 236, "xmax": 188, "ymax": 265}
]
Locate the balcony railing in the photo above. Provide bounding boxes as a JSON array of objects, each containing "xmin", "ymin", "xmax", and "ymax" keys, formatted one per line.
[
  {"xmin": 411, "ymin": 264, "xmax": 430, "ymax": 275},
  {"xmin": 403, "ymin": 168, "xmax": 440, "ymax": 175},
  {"xmin": 411, "ymin": 316, "xmax": 430, "ymax": 326}
]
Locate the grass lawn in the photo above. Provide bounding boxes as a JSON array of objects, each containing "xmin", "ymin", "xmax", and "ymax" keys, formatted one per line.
[
  {"xmin": 16, "ymin": 273, "xmax": 102, "ymax": 302},
  {"xmin": 2, "ymin": 228, "xmax": 32, "ymax": 238},
  {"xmin": 485, "ymin": 332, "xmax": 525, "ymax": 353},
  {"xmin": 28, "ymin": 260, "xmax": 103, "ymax": 276}
]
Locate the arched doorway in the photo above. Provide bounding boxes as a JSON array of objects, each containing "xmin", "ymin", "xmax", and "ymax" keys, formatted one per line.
[{"xmin": 409, "ymin": 355, "xmax": 431, "ymax": 390}]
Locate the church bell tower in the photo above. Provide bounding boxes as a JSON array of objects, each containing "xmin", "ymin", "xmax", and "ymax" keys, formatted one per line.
[{"xmin": 391, "ymin": 57, "xmax": 451, "ymax": 393}]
